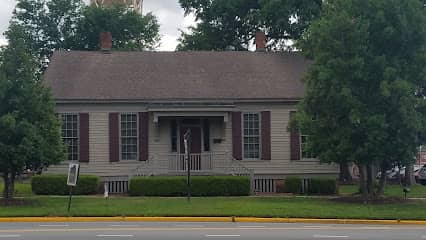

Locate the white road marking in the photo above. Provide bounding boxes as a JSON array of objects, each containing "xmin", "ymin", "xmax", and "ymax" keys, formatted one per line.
[
  {"xmin": 109, "ymin": 225, "xmax": 138, "ymax": 227},
  {"xmin": 238, "ymin": 226, "xmax": 265, "ymax": 228},
  {"xmin": 0, "ymin": 235, "xmax": 20, "ymax": 238},
  {"xmin": 96, "ymin": 234, "xmax": 134, "ymax": 237},
  {"xmin": 39, "ymin": 224, "xmax": 69, "ymax": 227},
  {"xmin": 205, "ymin": 234, "xmax": 241, "ymax": 237},
  {"xmin": 422, "ymin": 236, "xmax": 426, "ymax": 239},
  {"xmin": 303, "ymin": 225, "xmax": 331, "ymax": 228},
  {"xmin": 175, "ymin": 224, "xmax": 205, "ymax": 227},
  {"xmin": 362, "ymin": 226, "xmax": 391, "ymax": 230},
  {"xmin": 313, "ymin": 235, "xmax": 349, "ymax": 238}
]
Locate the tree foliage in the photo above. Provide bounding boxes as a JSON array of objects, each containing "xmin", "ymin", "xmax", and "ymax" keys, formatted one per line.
[
  {"xmin": 177, "ymin": 0, "xmax": 322, "ymax": 51},
  {"xmin": 0, "ymin": 24, "xmax": 65, "ymax": 199},
  {"xmin": 11, "ymin": 0, "xmax": 160, "ymax": 63},
  {"xmin": 296, "ymin": 0, "xmax": 426, "ymax": 199},
  {"xmin": 73, "ymin": 4, "xmax": 160, "ymax": 51},
  {"xmin": 12, "ymin": 0, "xmax": 84, "ymax": 63}
]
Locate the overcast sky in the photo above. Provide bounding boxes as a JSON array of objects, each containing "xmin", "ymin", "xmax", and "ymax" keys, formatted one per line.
[{"xmin": 0, "ymin": 0, "xmax": 195, "ymax": 51}]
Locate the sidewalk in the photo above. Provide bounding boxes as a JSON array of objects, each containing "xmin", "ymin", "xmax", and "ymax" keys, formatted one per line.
[{"xmin": 1, "ymin": 216, "xmax": 426, "ymax": 225}]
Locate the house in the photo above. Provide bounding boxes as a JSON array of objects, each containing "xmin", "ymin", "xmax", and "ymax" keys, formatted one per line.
[{"xmin": 43, "ymin": 33, "xmax": 339, "ymax": 194}]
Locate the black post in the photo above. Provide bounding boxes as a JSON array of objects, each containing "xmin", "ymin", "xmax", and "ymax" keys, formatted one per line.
[
  {"xmin": 184, "ymin": 129, "xmax": 191, "ymax": 202},
  {"xmin": 67, "ymin": 186, "xmax": 73, "ymax": 213},
  {"xmin": 187, "ymin": 156, "xmax": 191, "ymax": 202}
]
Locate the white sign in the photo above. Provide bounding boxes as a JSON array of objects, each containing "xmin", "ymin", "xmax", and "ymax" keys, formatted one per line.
[{"xmin": 67, "ymin": 163, "xmax": 80, "ymax": 186}]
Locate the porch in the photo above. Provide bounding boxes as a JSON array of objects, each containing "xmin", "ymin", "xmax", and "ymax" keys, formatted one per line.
[
  {"xmin": 148, "ymin": 104, "xmax": 234, "ymax": 173},
  {"xmin": 134, "ymin": 152, "xmax": 252, "ymax": 176}
]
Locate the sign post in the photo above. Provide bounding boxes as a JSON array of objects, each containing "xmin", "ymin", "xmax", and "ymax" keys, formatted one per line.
[
  {"xmin": 67, "ymin": 163, "xmax": 80, "ymax": 213},
  {"xmin": 184, "ymin": 129, "xmax": 191, "ymax": 202}
]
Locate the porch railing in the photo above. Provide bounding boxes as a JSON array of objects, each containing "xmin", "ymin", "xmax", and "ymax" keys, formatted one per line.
[{"xmin": 168, "ymin": 153, "xmax": 224, "ymax": 172}]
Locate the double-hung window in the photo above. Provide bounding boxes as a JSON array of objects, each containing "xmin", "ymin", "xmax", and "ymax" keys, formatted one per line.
[
  {"xmin": 61, "ymin": 113, "xmax": 79, "ymax": 161},
  {"xmin": 120, "ymin": 113, "xmax": 138, "ymax": 160},
  {"xmin": 301, "ymin": 134, "xmax": 315, "ymax": 159},
  {"xmin": 243, "ymin": 113, "xmax": 260, "ymax": 159}
]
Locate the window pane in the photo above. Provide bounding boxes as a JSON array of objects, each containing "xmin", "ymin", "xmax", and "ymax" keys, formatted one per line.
[
  {"xmin": 120, "ymin": 113, "xmax": 138, "ymax": 160},
  {"xmin": 301, "ymin": 135, "xmax": 316, "ymax": 159},
  {"xmin": 243, "ymin": 113, "xmax": 260, "ymax": 159},
  {"xmin": 60, "ymin": 113, "xmax": 79, "ymax": 161}
]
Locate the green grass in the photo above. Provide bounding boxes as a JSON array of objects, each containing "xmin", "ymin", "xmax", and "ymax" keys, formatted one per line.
[
  {"xmin": 0, "ymin": 179, "xmax": 33, "ymax": 197},
  {"xmin": 1, "ymin": 196, "xmax": 426, "ymax": 220},
  {"xmin": 339, "ymin": 184, "xmax": 426, "ymax": 198}
]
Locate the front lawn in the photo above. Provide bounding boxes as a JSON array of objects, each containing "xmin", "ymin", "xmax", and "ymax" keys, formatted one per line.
[
  {"xmin": 339, "ymin": 184, "xmax": 426, "ymax": 198},
  {"xmin": 0, "ymin": 196, "xmax": 426, "ymax": 220},
  {"xmin": 0, "ymin": 179, "xmax": 33, "ymax": 197}
]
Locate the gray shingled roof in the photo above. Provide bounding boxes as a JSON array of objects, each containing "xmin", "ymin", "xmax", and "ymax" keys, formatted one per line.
[{"xmin": 44, "ymin": 51, "xmax": 308, "ymax": 101}]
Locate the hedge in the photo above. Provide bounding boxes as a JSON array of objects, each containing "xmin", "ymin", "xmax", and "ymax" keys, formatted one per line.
[
  {"xmin": 284, "ymin": 177, "xmax": 302, "ymax": 194},
  {"xmin": 283, "ymin": 177, "xmax": 337, "ymax": 195},
  {"xmin": 129, "ymin": 176, "xmax": 250, "ymax": 196},
  {"xmin": 307, "ymin": 178, "xmax": 338, "ymax": 195},
  {"xmin": 31, "ymin": 174, "xmax": 99, "ymax": 195}
]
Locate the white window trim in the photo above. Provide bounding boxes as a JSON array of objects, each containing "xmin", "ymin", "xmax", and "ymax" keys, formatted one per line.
[
  {"xmin": 59, "ymin": 112, "xmax": 80, "ymax": 162},
  {"xmin": 300, "ymin": 133, "xmax": 317, "ymax": 160},
  {"xmin": 241, "ymin": 112, "xmax": 262, "ymax": 161},
  {"xmin": 119, "ymin": 112, "xmax": 139, "ymax": 161}
]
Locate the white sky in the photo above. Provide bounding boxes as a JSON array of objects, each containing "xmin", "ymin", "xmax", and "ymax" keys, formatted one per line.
[{"xmin": 0, "ymin": 0, "xmax": 195, "ymax": 51}]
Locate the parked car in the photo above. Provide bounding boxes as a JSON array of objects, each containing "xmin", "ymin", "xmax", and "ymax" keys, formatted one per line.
[{"xmin": 376, "ymin": 165, "xmax": 423, "ymax": 183}]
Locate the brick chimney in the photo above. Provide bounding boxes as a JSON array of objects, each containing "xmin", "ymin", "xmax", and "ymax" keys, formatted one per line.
[
  {"xmin": 100, "ymin": 31, "xmax": 112, "ymax": 51},
  {"xmin": 255, "ymin": 31, "xmax": 266, "ymax": 52}
]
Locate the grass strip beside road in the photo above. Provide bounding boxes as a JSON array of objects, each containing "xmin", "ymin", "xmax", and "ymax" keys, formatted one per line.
[
  {"xmin": 1, "ymin": 196, "xmax": 426, "ymax": 220},
  {"xmin": 339, "ymin": 184, "xmax": 426, "ymax": 198}
]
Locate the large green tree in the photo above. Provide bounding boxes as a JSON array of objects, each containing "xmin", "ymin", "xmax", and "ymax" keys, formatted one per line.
[
  {"xmin": 12, "ymin": 0, "xmax": 84, "ymax": 63},
  {"xmin": 12, "ymin": 0, "xmax": 160, "ymax": 62},
  {"xmin": 73, "ymin": 4, "xmax": 160, "ymax": 51},
  {"xmin": 0, "ymin": 24, "xmax": 65, "ymax": 200},
  {"xmin": 296, "ymin": 0, "xmax": 426, "ymax": 200},
  {"xmin": 177, "ymin": 0, "xmax": 322, "ymax": 51}
]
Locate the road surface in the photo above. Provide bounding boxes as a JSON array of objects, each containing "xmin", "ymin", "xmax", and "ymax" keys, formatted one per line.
[{"xmin": 0, "ymin": 221, "xmax": 425, "ymax": 239}]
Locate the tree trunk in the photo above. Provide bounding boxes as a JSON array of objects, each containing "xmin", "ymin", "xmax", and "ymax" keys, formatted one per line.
[
  {"xmin": 404, "ymin": 163, "xmax": 415, "ymax": 186},
  {"xmin": 3, "ymin": 173, "xmax": 15, "ymax": 200},
  {"xmin": 397, "ymin": 163, "xmax": 403, "ymax": 185},
  {"xmin": 339, "ymin": 162, "xmax": 353, "ymax": 183},
  {"xmin": 359, "ymin": 164, "xmax": 369, "ymax": 204},
  {"xmin": 377, "ymin": 163, "xmax": 387, "ymax": 196},
  {"xmin": 366, "ymin": 164, "xmax": 375, "ymax": 196}
]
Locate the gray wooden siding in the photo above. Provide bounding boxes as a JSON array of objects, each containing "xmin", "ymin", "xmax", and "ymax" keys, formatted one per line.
[
  {"xmin": 235, "ymin": 103, "xmax": 339, "ymax": 175},
  {"xmin": 47, "ymin": 103, "xmax": 338, "ymax": 177}
]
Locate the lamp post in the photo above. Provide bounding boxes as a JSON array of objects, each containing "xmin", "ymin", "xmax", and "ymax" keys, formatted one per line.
[{"xmin": 184, "ymin": 129, "xmax": 191, "ymax": 202}]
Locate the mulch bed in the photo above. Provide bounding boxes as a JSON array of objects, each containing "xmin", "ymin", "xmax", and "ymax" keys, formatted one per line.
[{"xmin": 330, "ymin": 195, "xmax": 412, "ymax": 204}]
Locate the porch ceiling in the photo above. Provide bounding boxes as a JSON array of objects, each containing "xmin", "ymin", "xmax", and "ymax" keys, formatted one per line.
[{"xmin": 152, "ymin": 111, "xmax": 230, "ymax": 123}]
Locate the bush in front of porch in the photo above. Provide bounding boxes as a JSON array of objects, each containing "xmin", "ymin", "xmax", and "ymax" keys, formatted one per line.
[{"xmin": 129, "ymin": 176, "xmax": 250, "ymax": 197}]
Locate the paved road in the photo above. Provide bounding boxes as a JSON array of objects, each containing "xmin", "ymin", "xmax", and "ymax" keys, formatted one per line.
[{"xmin": 0, "ymin": 221, "xmax": 425, "ymax": 240}]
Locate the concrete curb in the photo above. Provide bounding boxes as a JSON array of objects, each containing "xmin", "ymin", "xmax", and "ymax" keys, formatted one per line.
[{"xmin": 1, "ymin": 217, "xmax": 426, "ymax": 225}]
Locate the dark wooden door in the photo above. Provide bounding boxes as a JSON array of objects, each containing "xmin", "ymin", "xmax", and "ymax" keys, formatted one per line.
[{"xmin": 180, "ymin": 126, "xmax": 202, "ymax": 154}]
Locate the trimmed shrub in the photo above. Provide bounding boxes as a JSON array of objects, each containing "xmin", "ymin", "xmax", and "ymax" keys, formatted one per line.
[
  {"xmin": 129, "ymin": 176, "xmax": 186, "ymax": 196},
  {"xmin": 31, "ymin": 174, "xmax": 99, "ymax": 195},
  {"xmin": 191, "ymin": 176, "xmax": 250, "ymax": 196},
  {"xmin": 307, "ymin": 178, "xmax": 337, "ymax": 195},
  {"xmin": 284, "ymin": 177, "xmax": 302, "ymax": 194},
  {"xmin": 129, "ymin": 176, "xmax": 250, "ymax": 196}
]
